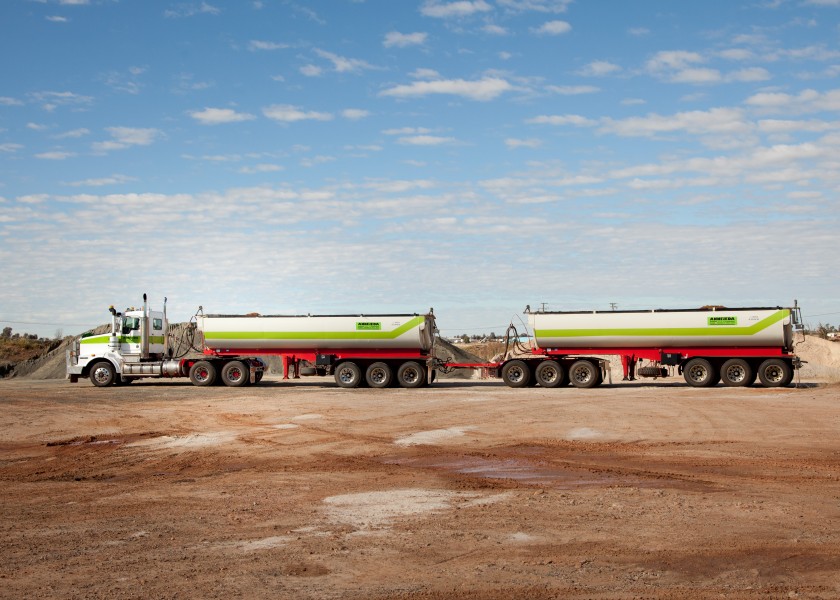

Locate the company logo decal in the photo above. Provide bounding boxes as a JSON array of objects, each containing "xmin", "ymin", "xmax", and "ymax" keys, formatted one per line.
[
  {"xmin": 355, "ymin": 322, "xmax": 382, "ymax": 331},
  {"xmin": 707, "ymin": 316, "xmax": 738, "ymax": 326}
]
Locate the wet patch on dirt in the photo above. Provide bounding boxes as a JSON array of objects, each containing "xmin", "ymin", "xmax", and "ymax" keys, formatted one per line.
[{"xmin": 383, "ymin": 448, "xmax": 717, "ymax": 492}]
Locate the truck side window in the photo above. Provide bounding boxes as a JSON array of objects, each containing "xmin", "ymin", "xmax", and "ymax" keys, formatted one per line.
[{"xmin": 153, "ymin": 318, "xmax": 163, "ymax": 331}]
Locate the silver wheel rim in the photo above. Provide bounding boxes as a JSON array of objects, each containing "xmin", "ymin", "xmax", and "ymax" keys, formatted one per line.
[
  {"xmin": 370, "ymin": 368, "xmax": 387, "ymax": 385},
  {"xmin": 93, "ymin": 366, "xmax": 111, "ymax": 384},
  {"xmin": 227, "ymin": 367, "xmax": 244, "ymax": 382},
  {"xmin": 572, "ymin": 366, "xmax": 591, "ymax": 384},
  {"xmin": 726, "ymin": 365, "xmax": 745, "ymax": 383},
  {"xmin": 538, "ymin": 366, "xmax": 557, "ymax": 384},
  {"xmin": 194, "ymin": 367, "xmax": 209, "ymax": 383},
  {"xmin": 507, "ymin": 366, "xmax": 525, "ymax": 383},
  {"xmin": 402, "ymin": 368, "xmax": 419, "ymax": 384},
  {"xmin": 688, "ymin": 365, "xmax": 707, "ymax": 383},
  {"xmin": 764, "ymin": 365, "xmax": 783, "ymax": 383},
  {"xmin": 338, "ymin": 367, "xmax": 356, "ymax": 384}
]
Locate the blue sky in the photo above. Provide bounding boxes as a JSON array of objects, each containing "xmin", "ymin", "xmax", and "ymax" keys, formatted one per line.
[{"xmin": 1, "ymin": 0, "xmax": 839, "ymax": 338}]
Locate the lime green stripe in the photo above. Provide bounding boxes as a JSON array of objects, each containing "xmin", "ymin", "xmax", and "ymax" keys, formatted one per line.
[
  {"xmin": 204, "ymin": 316, "xmax": 425, "ymax": 341},
  {"xmin": 536, "ymin": 309, "xmax": 789, "ymax": 339},
  {"xmin": 81, "ymin": 335, "xmax": 165, "ymax": 344}
]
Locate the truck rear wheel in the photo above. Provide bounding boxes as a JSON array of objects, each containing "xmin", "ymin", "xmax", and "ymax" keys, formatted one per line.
[
  {"xmin": 335, "ymin": 361, "xmax": 362, "ymax": 388},
  {"xmin": 721, "ymin": 358, "xmax": 753, "ymax": 387},
  {"xmin": 189, "ymin": 361, "xmax": 217, "ymax": 386},
  {"xmin": 501, "ymin": 360, "xmax": 530, "ymax": 388},
  {"xmin": 221, "ymin": 361, "xmax": 249, "ymax": 387},
  {"xmin": 366, "ymin": 362, "xmax": 392, "ymax": 388},
  {"xmin": 568, "ymin": 360, "xmax": 599, "ymax": 389},
  {"xmin": 397, "ymin": 361, "xmax": 425, "ymax": 388},
  {"xmin": 757, "ymin": 358, "xmax": 792, "ymax": 388},
  {"xmin": 683, "ymin": 358, "xmax": 716, "ymax": 387},
  {"xmin": 89, "ymin": 361, "xmax": 116, "ymax": 387},
  {"xmin": 535, "ymin": 360, "xmax": 565, "ymax": 388}
]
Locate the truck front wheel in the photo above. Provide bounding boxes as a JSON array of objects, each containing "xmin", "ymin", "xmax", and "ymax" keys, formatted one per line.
[
  {"xmin": 189, "ymin": 361, "xmax": 217, "ymax": 386},
  {"xmin": 89, "ymin": 361, "xmax": 116, "ymax": 387}
]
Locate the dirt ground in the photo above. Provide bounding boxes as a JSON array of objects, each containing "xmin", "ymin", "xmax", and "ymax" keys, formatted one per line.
[{"xmin": 1, "ymin": 375, "xmax": 839, "ymax": 599}]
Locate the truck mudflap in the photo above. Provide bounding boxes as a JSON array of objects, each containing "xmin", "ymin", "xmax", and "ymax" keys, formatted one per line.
[{"xmin": 66, "ymin": 344, "xmax": 82, "ymax": 383}]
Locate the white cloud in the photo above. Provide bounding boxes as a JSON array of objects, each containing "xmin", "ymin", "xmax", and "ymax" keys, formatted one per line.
[
  {"xmin": 600, "ymin": 107, "xmax": 750, "ymax": 137},
  {"xmin": 0, "ymin": 143, "xmax": 23, "ymax": 153},
  {"xmin": 383, "ymin": 31, "xmax": 427, "ymax": 48},
  {"xmin": 727, "ymin": 67, "xmax": 771, "ymax": 82},
  {"xmin": 547, "ymin": 85, "xmax": 599, "ymax": 95},
  {"xmin": 420, "ymin": 1, "xmax": 492, "ymax": 18},
  {"xmin": 670, "ymin": 68, "xmax": 722, "ymax": 84},
  {"xmin": 576, "ymin": 61, "xmax": 621, "ymax": 76},
  {"xmin": 35, "ymin": 151, "xmax": 77, "ymax": 160},
  {"xmin": 496, "ymin": 0, "xmax": 572, "ymax": 12},
  {"xmin": 92, "ymin": 127, "xmax": 163, "ymax": 151},
  {"xmin": 534, "ymin": 20, "xmax": 571, "ymax": 35},
  {"xmin": 628, "ymin": 27, "xmax": 649, "ymax": 36},
  {"xmin": 314, "ymin": 49, "xmax": 377, "ymax": 73},
  {"xmin": 380, "ymin": 77, "xmax": 513, "ymax": 101},
  {"xmin": 410, "ymin": 68, "xmax": 441, "ymax": 79},
  {"xmin": 164, "ymin": 2, "xmax": 220, "ymax": 18},
  {"xmin": 646, "ymin": 50, "xmax": 704, "ymax": 72},
  {"xmin": 526, "ymin": 114, "xmax": 597, "ymax": 126},
  {"xmin": 29, "ymin": 90, "xmax": 94, "ymax": 112},
  {"xmin": 262, "ymin": 104, "xmax": 333, "ymax": 122},
  {"xmin": 189, "ymin": 107, "xmax": 256, "ymax": 125},
  {"xmin": 745, "ymin": 88, "xmax": 840, "ymax": 113},
  {"xmin": 27, "ymin": 122, "xmax": 49, "ymax": 131},
  {"xmin": 46, "ymin": 15, "xmax": 68, "ymax": 22},
  {"xmin": 383, "ymin": 127, "xmax": 432, "ymax": 135},
  {"xmin": 239, "ymin": 164, "xmax": 284, "ymax": 174},
  {"xmin": 248, "ymin": 40, "xmax": 288, "ymax": 51},
  {"xmin": 505, "ymin": 138, "xmax": 542, "ymax": 148},
  {"xmin": 300, "ymin": 65, "xmax": 323, "ymax": 77},
  {"xmin": 54, "ymin": 128, "xmax": 90, "ymax": 139},
  {"xmin": 65, "ymin": 174, "xmax": 137, "ymax": 187},
  {"xmin": 0, "ymin": 97, "xmax": 23, "ymax": 106},
  {"xmin": 342, "ymin": 109, "xmax": 371, "ymax": 120},
  {"xmin": 483, "ymin": 24, "xmax": 508, "ymax": 35},
  {"xmin": 398, "ymin": 135, "xmax": 456, "ymax": 145}
]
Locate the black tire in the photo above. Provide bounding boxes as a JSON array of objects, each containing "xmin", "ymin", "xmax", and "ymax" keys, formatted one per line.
[
  {"xmin": 721, "ymin": 358, "xmax": 753, "ymax": 387},
  {"xmin": 89, "ymin": 361, "xmax": 116, "ymax": 387},
  {"xmin": 397, "ymin": 361, "xmax": 426, "ymax": 389},
  {"xmin": 189, "ymin": 360, "xmax": 217, "ymax": 386},
  {"xmin": 501, "ymin": 360, "xmax": 530, "ymax": 388},
  {"xmin": 366, "ymin": 362, "xmax": 392, "ymax": 388},
  {"xmin": 683, "ymin": 358, "xmax": 717, "ymax": 387},
  {"xmin": 221, "ymin": 361, "xmax": 249, "ymax": 387},
  {"xmin": 334, "ymin": 361, "xmax": 362, "ymax": 388},
  {"xmin": 535, "ymin": 360, "xmax": 565, "ymax": 388},
  {"xmin": 757, "ymin": 358, "xmax": 792, "ymax": 388},
  {"xmin": 568, "ymin": 360, "xmax": 599, "ymax": 389}
]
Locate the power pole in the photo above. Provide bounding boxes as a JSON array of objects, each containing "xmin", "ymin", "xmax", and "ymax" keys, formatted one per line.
[{"xmin": 610, "ymin": 302, "xmax": 618, "ymax": 311}]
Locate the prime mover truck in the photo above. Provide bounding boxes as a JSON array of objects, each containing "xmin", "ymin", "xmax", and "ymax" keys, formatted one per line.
[{"xmin": 66, "ymin": 295, "xmax": 437, "ymax": 388}]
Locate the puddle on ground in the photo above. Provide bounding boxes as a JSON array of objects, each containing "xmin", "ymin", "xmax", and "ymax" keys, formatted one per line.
[{"xmin": 385, "ymin": 454, "xmax": 713, "ymax": 492}]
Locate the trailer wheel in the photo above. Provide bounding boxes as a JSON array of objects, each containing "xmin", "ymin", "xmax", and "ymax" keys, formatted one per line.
[
  {"xmin": 535, "ymin": 360, "xmax": 565, "ymax": 388},
  {"xmin": 501, "ymin": 360, "xmax": 530, "ymax": 388},
  {"xmin": 397, "ymin": 361, "xmax": 426, "ymax": 389},
  {"xmin": 683, "ymin": 358, "xmax": 716, "ymax": 387},
  {"xmin": 89, "ymin": 361, "xmax": 116, "ymax": 387},
  {"xmin": 366, "ymin": 362, "xmax": 392, "ymax": 388},
  {"xmin": 189, "ymin": 360, "xmax": 217, "ymax": 386},
  {"xmin": 221, "ymin": 361, "xmax": 249, "ymax": 387},
  {"xmin": 721, "ymin": 359, "xmax": 753, "ymax": 387},
  {"xmin": 335, "ymin": 361, "xmax": 362, "ymax": 388},
  {"xmin": 568, "ymin": 360, "xmax": 599, "ymax": 389},
  {"xmin": 757, "ymin": 358, "xmax": 792, "ymax": 388}
]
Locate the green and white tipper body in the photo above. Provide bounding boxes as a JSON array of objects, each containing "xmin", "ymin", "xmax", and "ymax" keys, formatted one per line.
[
  {"xmin": 198, "ymin": 313, "xmax": 435, "ymax": 353},
  {"xmin": 495, "ymin": 304, "xmax": 804, "ymax": 390}
]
